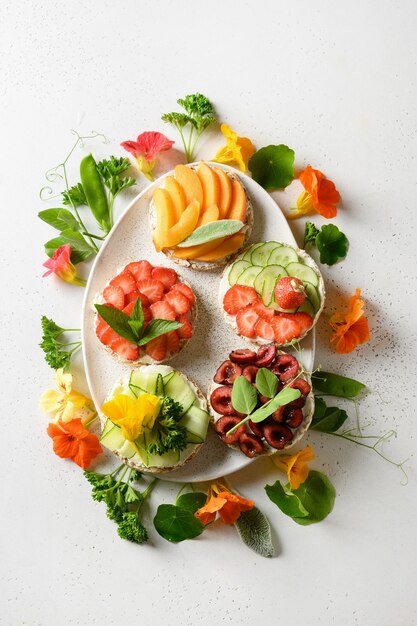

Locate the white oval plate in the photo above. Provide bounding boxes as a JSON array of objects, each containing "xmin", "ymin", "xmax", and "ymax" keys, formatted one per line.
[{"xmin": 82, "ymin": 163, "xmax": 315, "ymax": 482}]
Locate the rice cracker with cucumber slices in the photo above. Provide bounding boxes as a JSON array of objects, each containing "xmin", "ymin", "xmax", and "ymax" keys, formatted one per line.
[
  {"xmin": 150, "ymin": 162, "xmax": 253, "ymax": 270},
  {"xmin": 99, "ymin": 365, "xmax": 211, "ymax": 473},
  {"xmin": 219, "ymin": 241, "xmax": 325, "ymax": 346}
]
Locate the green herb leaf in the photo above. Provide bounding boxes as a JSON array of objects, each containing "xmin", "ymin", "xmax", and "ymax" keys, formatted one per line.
[
  {"xmin": 316, "ymin": 224, "xmax": 348, "ymax": 265},
  {"xmin": 176, "ymin": 492, "xmax": 207, "ymax": 514},
  {"xmin": 177, "ymin": 220, "xmax": 244, "ymax": 247},
  {"xmin": 312, "ymin": 371, "xmax": 366, "ymax": 398},
  {"xmin": 128, "ymin": 297, "xmax": 145, "ymax": 338},
  {"xmin": 146, "ymin": 396, "xmax": 186, "ymax": 455},
  {"xmin": 94, "ymin": 304, "xmax": 137, "ymax": 343},
  {"xmin": 137, "ymin": 319, "xmax": 183, "ymax": 346},
  {"xmin": 265, "ymin": 481, "xmax": 309, "ymax": 518},
  {"xmin": 303, "ymin": 221, "xmax": 319, "ymax": 247},
  {"xmin": 255, "ymin": 368, "xmax": 279, "ymax": 398},
  {"xmin": 234, "ymin": 506, "xmax": 275, "ymax": 558},
  {"xmin": 250, "ymin": 387, "xmax": 301, "ymax": 423},
  {"xmin": 96, "ymin": 156, "xmax": 135, "ymax": 198},
  {"xmin": 44, "ymin": 229, "xmax": 95, "ymax": 264},
  {"xmin": 153, "ymin": 504, "xmax": 205, "ymax": 542},
  {"xmin": 38, "ymin": 208, "xmax": 80, "ymax": 232},
  {"xmin": 249, "ymin": 145, "xmax": 295, "ymax": 190},
  {"xmin": 311, "ymin": 397, "xmax": 348, "ymax": 433},
  {"xmin": 62, "ymin": 182, "xmax": 87, "ymax": 207},
  {"xmin": 231, "ymin": 376, "xmax": 258, "ymax": 415}
]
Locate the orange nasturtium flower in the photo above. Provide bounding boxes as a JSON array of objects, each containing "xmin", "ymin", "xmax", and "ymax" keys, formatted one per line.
[
  {"xmin": 47, "ymin": 418, "xmax": 102, "ymax": 469},
  {"xmin": 289, "ymin": 165, "xmax": 340, "ymax": 219},
  {"xmin": 195, "ymin": 482, "xmax": 254, "ymax": 525},
  {"xmin": 329, "ymin": 288, "xmax": 370, "ymax": 354},
  {"xmin": 213, "ymin": 124, "xmax": 255, "ymax": 172},
  {"xmin": 273, "ymin": 446, "xmax": 315, "ymax": 490}
]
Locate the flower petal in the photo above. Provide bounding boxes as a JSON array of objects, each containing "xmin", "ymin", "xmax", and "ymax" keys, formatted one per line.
[{"xmin": 39, "ymin": 389, "xmax": 62, "ymax": 414}]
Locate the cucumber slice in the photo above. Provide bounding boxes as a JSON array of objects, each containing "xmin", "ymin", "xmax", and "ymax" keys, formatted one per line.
[
  {"xmin": 237, "ymin": 265, "xmax": 263, "ymax": 287},
  {"xmin": 164, "ymin": 372, "xmax": 196, "ymax": 415},
  {"xmin": 117, "ymin": 439, "xmax": 137, "ymax": 459},
  {"xmin": 155, "ymin": 373, "xmax": 164, "ymax": 397},
  {"xmin": 251, "ymin": 242, "xmax": 281, "ymax": 266},
  {"xmin": 297, "ymin": 299, "xmax": 315, "ymax": 316},
  {"xmin": 242, "ymin": 243, "xmax": 263, "ymax": 262},
  {"xmin": 145, "ymin": 449, "xmax": 180, "ymax": 468},
  {"xmin": 304, "ymin": 282, "xmax": 321, "ymax": 312},
  {"xmin": 100, "ymin": 422, "xmax": 125, "ymax": 451},
  {"xmin": 228, "ymin": 260, "xmax": 250, "ymax": 285},
  {"xmin": 100, "ymin": 418, "xmax": 114, "ymax": 438},
  {"xmin": 162, "ymin": 371, "xmax": 175, "ymax": 386},
  {"xmin": 180, "ymin": 405, "xmax": 210, "ymax": 443},
  {"xmin": 254, "ymin": 265, "xmax": 288, "ymax": 306},
  {"xmin": 129, "ymin": 370, "xmax": 160, "ymax": 395},
  {"xmin": 286, "ymin": 262, "xmax": 319, "ymax": 287},
  {"xmin": 268, "ymin": 245, "xmax": 299, "ymax": 266}
]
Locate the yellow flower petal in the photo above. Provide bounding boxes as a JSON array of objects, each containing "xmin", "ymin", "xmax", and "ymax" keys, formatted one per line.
[
  {"xmin": 101, "ymin": 393, "xmax": 161, "ymax": 442},
  {"xmin": 288, "ymin": 190, "xmax": 315, "ymax": 220},
  {"xmin": 39, "ymin": 389, "xmax": 63, "ymax": 414},
  {"xmin": 213, "ymin": 125, "xmax": 255, "ymax": 172},
  {"xmin": 136, "ymin": 155, "xmax": 155, "ymax": 181},
  {"xmin": 60, "ymin": 400, "xmax": 77, "ymax": 423},
  {"xmin": 273, "ymin": 446, "xmax": 315, "ymax": 490},
  {"xmin": 56, "ymin": 368, "xmax": 73, "ymax": 394},
  {"xmin": 137, "ymin": 393, "xmax": 161, "ymax": 429},
  {"xmin": 102, "ymin": 394, "xmax": 136, "ymax": 424},
  {"xmin": 67, "ymin": 390, "xmax": 89, "ymax": 410}
]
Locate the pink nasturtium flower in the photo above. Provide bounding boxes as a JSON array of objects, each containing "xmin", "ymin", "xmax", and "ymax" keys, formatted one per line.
[
  {"xmin": 42, "ymin": 244, "xmax": 86, "ymax": 286},
  {"xmin": 121, "ymin": 131, "xmax": 174, "ymax": 181}
]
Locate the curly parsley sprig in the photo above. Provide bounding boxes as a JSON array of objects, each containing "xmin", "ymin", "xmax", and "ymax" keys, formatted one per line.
[
  {"xmin": 40, "ymin": 316, "xmax": 81, "ymax": 370},
  {"xmin": 147, "ymin": 396, "xmax": 187, "ymax": 456}
]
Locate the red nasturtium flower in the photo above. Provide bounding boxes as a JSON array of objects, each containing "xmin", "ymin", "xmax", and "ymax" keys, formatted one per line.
[
  {"xmin": 329, "ymin": 288, "xmax": 370, "ymax": 354},
  {"xmin": 47, "ymin": 418, "xmax": 102, "ymax": 469},
  {"xmin": 121, "ymin": 131, "xmax": 174, "ymax": 181},
  {"xmin": 289, "ymin": 165, "xmax": 340, "ymax": 219},
  {"xmin": 42, "ymin": 244, "xmax": 86, "ymax": 286},
  {"xmin": 195, "ymin": 482, "xmax": 254, "ymax": 525}
]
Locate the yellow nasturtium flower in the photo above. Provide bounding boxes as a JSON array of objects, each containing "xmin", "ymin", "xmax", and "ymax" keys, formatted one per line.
[
  {"xmin": 40, "ymin": 369, "xmax": 91, "ymax": 423},
  {"xmin": 101, "ymin": 393, "xmax": 161, "ymax": 442},
  {"xmin": 273, "ymin": 446, "xmax": 315, "ymax": 490},
  {"xmin": 213, "ymin": 124, "xmax": 255, "ymax": 172}
]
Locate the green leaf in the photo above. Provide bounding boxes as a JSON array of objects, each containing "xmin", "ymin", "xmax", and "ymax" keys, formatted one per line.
[
  {"xmin": 303, "ymin": 221, "xmax": 319, "ymax": 248},
  {"xmin": 44, "ymin": 229, "xmax": 95, "ymax": 264},
  {"xmin": 62, "ymin": 182, "xmax": 87, "ymax": 207},
  {"xmin": 250, "ymin": 387, "xmax": 301, "ymax": 423},
  {"xmin": 137, "ymin": 319, "xmax": 183, "ymax": 346},
  {"xmin": 234, "ymin": 506, "xmax": 275, "ymax": 558},
  {"xmin": 124, "ymin": 485, "xmax": 141, "ymax": 503},
  {"xmin": 311, "ymin": 398, "xmax": 348, "ymax": 433},
  {"xmin": 249, "ymin": 145, "xmax": 295, "ymax": 190},
  {"xmin": 177, "ymin": 220, "xmax": 244, "ymax": 247},
  {"xmin": 316, "ymin": 224, "xmax": 349, "ymax": 265},
  {"xmin": 153, "ymin": 504, "xmax": 205, "ymax": 542},
  {"xmin": 312, "ymin": 371, "xmax": 366, "ymax": 398},
  {"xmin": 231, "ymin": 376, "xmax": 258, "ymax": 415},
  {"xmin": 128, "ymin": 297, "xmax": 145, "ymax": 338},
  {"xmin": 265, "ymin": 481, "xmax": 309, "ymax": 518},
  {"xmin": 255, "ymin": 367, "xmax": 278, "ymax": 398},
  {"xmin": 94, "ymin": 304, "xmax": 137, "ymax": 343},
  {"xmin": 176, "ymin": 492, "xmax": 207, "ymax": 514},
  {"xmin": 38, "ymin": 208, "xmax": 80, "ymax": 232}
]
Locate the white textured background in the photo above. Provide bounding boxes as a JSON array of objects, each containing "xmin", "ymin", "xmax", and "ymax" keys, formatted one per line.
[{"xmin": 1, "ymin": 1, "xmax": 417, "ymax": 624}]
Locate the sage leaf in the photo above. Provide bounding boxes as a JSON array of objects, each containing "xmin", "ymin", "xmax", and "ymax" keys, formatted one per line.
[
  {"xmin": 250, "ymin": 387, "xmax": 301, "ymax": 423},
  {"xmin": 249, "ymin": 144, "xmax": 295, "ymax": 190},
  {"xmin": 38, "ymin": 208, "xmax": 80, "ymax": 232},
  {"xmin": 153, "ymin": 504, "xmax": 204, "ymax": 542},
  {"xmin": 176, "ymin": 492, "xmax": 207, "ymax": 514},
  {"xmin": 137, "ymin": 319, "xmax": 183, "ymax": 346},
  {"xmin": 234, "ymin": 506, "xmax": 275, "ymax": 558},
  {"xmin": 255, "ymin": 367, "xmax": 278, "ymax": 398},
  {"xmin": 231, "ymin": 376, "xmax": 258, "ymax": 415},
  {"xmin": 177, "ymin": 219, "xmax": 244, "ymax": 247},
  {"xmin": 312, "ymin": 371, "xmax": 366, "ymax": 398},
  {"xmin": 94, "ymin": 304, "xmax": 137, "ymax": 343}
]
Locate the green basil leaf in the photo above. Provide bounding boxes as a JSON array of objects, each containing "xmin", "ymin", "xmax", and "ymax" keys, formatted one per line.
[
  {"xmin": 137, "ymin": 319, "xmax": 183, "ymax": 346},
  {"xmin": 311, "ymin": 398, "xmax": 348, "ymax": 433},
  {"xmin": 250, "ymin": 387, "xmax": 301, "ymax": 423},
  {"xmin": 94, "ymin": 304, "xmax": 137, "ymax": 343},
  {"xmin": 312, "ymin": 371, "xmax": 366, "ymax": 398},
  {"xmin": 231, "ymin": 376, "xmax": 258, "ymax": 415},
  {"xmin": 153, "ymin": 504, "xmax": 205, "ymax": 542},
  {"xmin": 290, "ymin": 471, "xmax": 336, "ymax": 525},
  {"xmin": 38, "ymin": 208, "xmax": 80, "ymax": 232},
  {"xmin": 234, "ymin": 506, "xmax": 275, "ymax": 558},
  {"xmin": 265, "ymin": 481, "xmax": 309, "ymax": 518},
  {"xmin": 249, "ymin": 144, "xmax": 295, "ymax": 190},
  {"xmin": 176, "ymin": 492, "xmax": 207, "ymax": 514},
  {"xmin": 44, "ymin": 229, "xmax": 95, "ymax": 264},
  {"xmin": 255, "ymin": 368, "xmax": 278, "ymax": 398},
  {"xmin": 316, "ymin": 224, "xmax": 349, "ymax": 265},
  {"xmin": 176, "ymin": 220, "xmax": 244, "ymax": 247}
]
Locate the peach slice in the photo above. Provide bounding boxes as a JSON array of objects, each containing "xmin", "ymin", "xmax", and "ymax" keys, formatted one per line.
[
  {"xmin": 198, "ymin": 162, "xmax": 220, "ymax": 210},
  {"xmin": 161, "ymin": 200, "xmax": 200, "ymax": 249},
  {"xmin": 174, "ymin": 165, "xmax": 203, "ymax": 207},
  {"xmin": 193, "ymin": 233, "xmax": 246, "ymax": 262},
  {"xmin": 214, "ymin": 167, "xmax": 232, "ymax": 218},
  {"xmin": 172, "ymin": 235, "xmax": 229, "ymax": 260},
  {"xmin": 164, "ymin": 176, "xmax": 186, "ymax": 222},
  {"xmin": 153, "ymin": 188, "xmax": 176, "ymax": 251},
  {"xmin": 226, "ymin": 179, "xmax": 247, "ymax": 221},
  {"xmin": 196, "ymin": 204, "xmax": 219, "ymax": 228}
]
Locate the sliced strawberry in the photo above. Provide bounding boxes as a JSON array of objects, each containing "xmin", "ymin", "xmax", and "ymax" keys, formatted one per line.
[
  {"xmin": 109, "ymin": 270, "xmax": 136, "ymax": 295},
  {"xmin": 290, "ymin": 312, "xmax": 314, "ymax": 334},
  {"xmin": 102, "ymin": 285, "xmax": 125, "ymax": 309},
  {"xmin": 125, "ymin": 260, "xmax": 152, "ymax": 282},
  {"xmin": 177, "ymin": 315, "xmax": 193, "ymax": 339},
  {"xmin": 271, "ymin": 315, "xmax": 302, "ymax": 344},
  {"xmin": 151, "ymin": 266, "xmax": 178, "ymax": 291},
  {"xmin": 236, "ymin": 305, "xmax": 260, "ymax": 338},
  {"xmin": 252, "ymin": 300, "xmax": 274, "ymax": 320},
  {"xmin": 125, "ymin": 290, "xmax": 150, "ymax": 307},
  {"xmin": 165, "ymin": 290, "xmax": 192, "ymax": 314},
  {"xmin": 223, "ymin": 285, "xmax": 259, "ymax": 316},
  {"xmin": 150, "ymin": 300, "xmax": 176, "ymax": 320},
  {"xmin": 274, "ymin": 276, "xmax": 306, "ymax": 309},
  {"xmin": 95, "ymin": 315, "xmax": 107, "ymax": 333},
  {"xmin": 144, "ymin": 334, "xmax": 167, "ymax": 362},
  {"xmin": 110, "ymin": 337, "xmax": 139, "ymax": 361},
  {"xmin": 136, "ymin": 279, "xmax": 165, "ymax": 304},
  {"xmin": 254, "ymin": 317, "xmax": 275, "ymax": 340},
  {"xmin": 169, "ymin": 282, "xmax": 196, "ymax": 306},
  {"xmin": 166, "ymin": 330, "xmax": 180, "ymax": 354},
  {"xmin": 99, "ymin": 326, "xmax": 121, "ymax": 346},
  {"xmin": 123, "ymin": 300, "xmax": 152, "ymax": 322}
]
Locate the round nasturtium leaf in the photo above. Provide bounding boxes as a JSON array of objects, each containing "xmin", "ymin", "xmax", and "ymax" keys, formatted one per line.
[{"xmin": 249, "ymin": 145, "xmax": 295, "ymax": 190}]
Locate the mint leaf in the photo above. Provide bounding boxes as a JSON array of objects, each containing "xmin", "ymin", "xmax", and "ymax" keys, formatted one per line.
[
  {"xmin": 137, "ymin": 319, "xmax": 183, "ymax": 346},
  {"xmin": 231, "ymin": 376, "xmax": 258, "ymax": 415},
  {"xmin": 127, "ymin": 298, "xmax": 144, "ymax": 338},
  {"xmin": 153, "ymin": 504, "xmax": 205, "ymax": 542},
  {"xmin": 249, "ymin": 145, "xmax": 295, "ymax": 190},
  {"xmin": 38, "ymin": 208, "xmax": 80, "ymax": 232},
  {"xmin": 316, "ymin": 224, "xmax": 348, "ymax": 265},
  {"xmin": 176, "ymin": 492, "xmax": 207, "ymax": 514},
  {"xmin": 234, "ymin": 506, "xmax": 275, "ymax": 558},
  {"xmin": 250, "ymin": 387, "xmax": 301, "ymax": 423},
  {"xmin": 255, "ymin": 368, "xmax": 278, "ymax": 398},
  {"xmin": 44, "ymin": 229, "xmax": 95, "ymax": 264},
  {"xmin": 303, "ymin": 221, "xmax": 319, "ymax": 247},
  {"xmin": 311, "ymin": 398, "xmax": 348, "ymax": 433},
  {"xmin": 94, "ymin": 304, "xmax": 137, "ymax": 343},
  {"xmin": 177, "ymin": 220, "xmax": 244, "ymax": 247},
  {"xmin": 312, "ymin": 371, "xmax": 366, "ymax": 398}
]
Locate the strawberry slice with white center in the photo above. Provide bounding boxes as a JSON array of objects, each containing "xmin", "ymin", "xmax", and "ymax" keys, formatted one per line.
[
  {"xmin": 150, "ymin": 300, "xmax": 176, "ymax": 320},
  {"xmin": 144, "ymin": 335, "xmax": 167, "ymax": 362},
  {"xmin": 110, "ymin": 337, "xmax": 140, "ymax": 361},
  {"xmin": 136, "ymin": 279, "xmax": 165, "ymax": 304},
  {"xmin": 102, "ymin": 285, "xmax": 125, "ymax": 309},
  {"xmin": 236, "ymin": 305, "xmax": 260, "ymax": 338},
  {"xmin": 164, "ymin": 290, "xmax": 192, "ymax": 314},
  {"xmin": 125, "ymin": 260, "xmax": 153, "ymax": 282},
  {"xmin": 166, "ymin": 330, "xmax": 180, "ymax": 354},
  {"xmin": 99, "ymin": 326, "xmax": 121, "ymax": 346},
  {"xmin": 252, "ymin": 300, "xmax": 275, "ymax": 320},
  {"xmin": 169, "ymin": 283, "xmax": 195, "ymax": 306},
  {"xmin": 125, "ymin": 290, "xmax": 150, "ymax": 307},
  {"xmin": 289, "ymin": 312, "xmax": 314, "ymax": 334},
  {"xmin": 271, "ymin": 315, "xmax": 302, "ymax": 344},
  {"xmin": 151, "ymin": 266, "xmax": 178, "ymax": 291},
  {"xmin": 223, "ymin": 285, "xmax": 259, "ymax": 316},
  {"xmin": 177, "ymin": 315, "xmax": 193, "ymax": 339},
  {"xmin": 109, "ymin": 270, "xmax": 136, "ymax": 294},
  {"xmin": 254, "ymin": 317, "xmax": 275, "ymax": 340}
]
